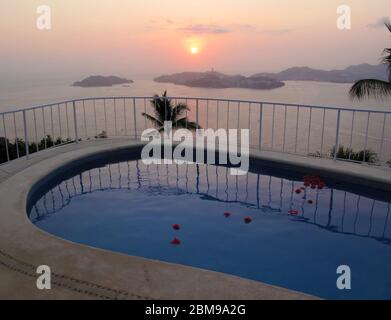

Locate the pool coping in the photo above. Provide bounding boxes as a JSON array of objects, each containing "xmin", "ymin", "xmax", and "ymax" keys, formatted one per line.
[{"xmin": 1, "ymin": 138, "xmax": 390, "ymax": 300}]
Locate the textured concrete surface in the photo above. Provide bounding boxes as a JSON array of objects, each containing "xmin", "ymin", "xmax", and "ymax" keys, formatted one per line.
[{"xmin": 1, "ymin": 138, "xmax": 389, "ymax": 300}]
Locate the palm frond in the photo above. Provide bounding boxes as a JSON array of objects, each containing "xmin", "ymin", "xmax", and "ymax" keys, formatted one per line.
[
  {"xmin": 175, "ymin": 117, "xmax": 200, "ymax": 130},
  {"xmin": 144, "ymin": 92, "xmax": 201, "ymax": 130},
  {"xmin": 384, "ymin": 21, "xmax": 391, "ymax": 81},
  {"xmin": 383, "ymin": 48, "xmax": 391, "ymax": 64},
  {"xmin": 141, "ymin": 112, "xmax": 164, "ymax": 127},
  {"xmin": 382, "ymin": 47, "xmax": 391, "ymax": 81},
  {"xmin": 171, "ymin": 103, "xmax": 189, "ymax": 120},
  {"xmin": 349, "ymin": 79, "xmax": 391, "ymax": 100},
  {"xmin": 150, "ymin": 92, "xmax": 174, "ymax": 122}
]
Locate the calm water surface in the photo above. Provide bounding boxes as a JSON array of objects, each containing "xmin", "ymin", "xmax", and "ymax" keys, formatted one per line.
[
  {"xmin": 1, "ymin": 78, "xmax": 391, "ymax": 112},
  {"xmin": 28, "ymin": 159, "xmax": 391, "ymax": 300}
]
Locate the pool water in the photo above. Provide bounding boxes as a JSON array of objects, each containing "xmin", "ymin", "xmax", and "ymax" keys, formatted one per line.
[{"xmin": 28, "ymin": 159, "xmax": 391, "ymax": 300}]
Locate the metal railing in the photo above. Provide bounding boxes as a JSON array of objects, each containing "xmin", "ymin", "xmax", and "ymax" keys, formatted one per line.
[{"xmin": 1, "ymin": 96, "xmax": 391, "ymax": 166}]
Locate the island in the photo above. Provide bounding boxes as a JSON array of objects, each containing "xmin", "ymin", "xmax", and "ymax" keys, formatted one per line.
[
  {"xmin": 251, "ymin": 64, "xmax": 388, "ymax": 83},
  {"xmin": 72, "ymin": 75, "xmax": 133, "ymax": 87},
  {"xmin": 154, "ymin": 71, "xmax": 285, "ymax": 90}
]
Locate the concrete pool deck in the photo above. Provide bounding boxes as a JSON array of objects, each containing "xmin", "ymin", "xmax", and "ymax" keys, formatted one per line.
[{"xmin": 0, "ymin": 138, "xmax": 390, "ymax": 300}]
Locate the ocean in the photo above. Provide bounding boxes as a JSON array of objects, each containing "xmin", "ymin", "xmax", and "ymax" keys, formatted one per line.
[
  {"xmin": 0, "ymin": 77, "xmax": 390, "ymax": 162},
  {"xmin": 0, "ymin": 78, "xmax": 390, "ymax": 112}
]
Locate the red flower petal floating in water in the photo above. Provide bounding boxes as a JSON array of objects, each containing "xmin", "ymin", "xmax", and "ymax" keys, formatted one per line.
[
  {"xmin": 244, "ymin": 217, "xmax": 252, "ymax": 224},
  {"xmin": 170, "ymin": 238, "xmax": 181, "ymax": 246},
  {"xmin": 289, "ymin": 209, "xmax": 299, "ymax": 216},
  {"xmin": 224, "ymin": 212, "xmax": 231, "ymax": 218},
  {"xmin": 303, "ymin": 175, "xmax": 326, "ymax": 189},
  {"xmin": 172, "ymin": 224, "xmax": 180, "ymax": 231}
]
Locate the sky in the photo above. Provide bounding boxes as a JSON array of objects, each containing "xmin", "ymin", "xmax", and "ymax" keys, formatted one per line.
[{"xmin": 0, "ymin": 0, "xmax": 390, "ymax": 79}]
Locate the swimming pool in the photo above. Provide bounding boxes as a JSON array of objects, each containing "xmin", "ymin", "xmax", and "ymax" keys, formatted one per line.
[{"xmin": 27, "ymin": 154, "xmax": 391, "ymax": 300}]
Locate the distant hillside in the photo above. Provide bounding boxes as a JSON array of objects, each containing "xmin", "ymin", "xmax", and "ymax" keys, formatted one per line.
[
  {"xmin": 252, "ymin": 64, "xmax": 388, "ymax": 83},
  {"xmin": 154, "ymin": 71, "xmax": 285, "ymax": 90},
  {"xmin": 73, "ymin": 75, "xmax": 133, "ymax": 87}
]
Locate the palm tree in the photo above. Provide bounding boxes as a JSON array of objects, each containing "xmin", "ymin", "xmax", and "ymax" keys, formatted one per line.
[
  {"xmin": 142, "ymin": 91, "xmax": 200, "ymax": 130},
  {"xmin": 350, "ymin": 22, "xmax": 391, "ymax": 100}
]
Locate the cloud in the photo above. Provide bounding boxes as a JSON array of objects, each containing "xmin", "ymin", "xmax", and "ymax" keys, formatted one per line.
[
  {"xmin": 233, "ymin": 24, "xmax": 292, "ymax": 35},
  {"xmin": 234, "ymin": 24, "xmax": 256, "ymax": 30},
  {"xmin": 177, "ymin": 23, "xmax": 291, "ymax": 36},
  {"xmin": 261, "ymin": 28, "xmax": 292, "ymax": 35},
  {"xmin": 367, "ymin": 17, "xmax": 390, "ymax": 28},
  {"xmin": 178, "ymin": 24, "xmax": 231, "ymax": 35},
  {"xmin": 143, "ymin": 19, "xmax": 175, "ymax": 33},
  {"xmin": 146, "ymin": 21, "xmax": 291, "ymax": 36}
]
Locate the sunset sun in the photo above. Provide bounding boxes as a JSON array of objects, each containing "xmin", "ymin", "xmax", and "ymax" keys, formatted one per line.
[{"xmin": 190, "ymin": 46, "xmax": 199, "ymax": 55}]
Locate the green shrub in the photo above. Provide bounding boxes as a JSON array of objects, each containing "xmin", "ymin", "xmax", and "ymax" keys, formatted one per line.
[
  {"xmin": 330, "ymin": 145, "xmax": 377, "ymax": 163},
  {"xmin": 0, "ymin": 135, "xmax": 73, "ymax": 164}
]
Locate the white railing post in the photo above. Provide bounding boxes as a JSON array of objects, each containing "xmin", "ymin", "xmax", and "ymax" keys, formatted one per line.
[
  {"xmin": 93, "ymin": 100, "xmax": 97, "ymax": 137},
  {"xmin": 334, "ymin": 110, "xmax": 341, "ymax": 161},
  {"xmin": 226, "ymin": 101, "xmax": 230, "ymax": 130},
  {"xmin": 216, "ymin": 100, "xmax": 220, "ymax": 128},
  {"xmin": 237, "ymin": 102, "xmax": 240, "ymax": 131},
  {"xmin": 103, "ymin": 99, "xmax": 108, "ymax": 133},
  {"xmin": 114, "ymin": 98, "xmax": 118, "ymax": 136},
  {"xmin": 379, "ymin": 114, "xmax": 387, "ymax": 162},
  {"xmin": 123, "ymin": 98, "xmax": 128, "ymax": 135},
  {"xmin": 13, "ymin": 113, "xmax": 19, "ymax": 158},
  {"xmin": 83, "ymin": 100, "xmax": 87, "ymax": 138},
  {"xmin": 282, "ymin": 105, "xmax": 287, "ymax": 152},
  {"xmin": 320, "ymin": 108, "xmax": 326, "ymax": 156},
  {"xmin": 294, "ymin": 106, "xmax": 300, "ymax": 154},
  {"xmin": 72, "ymin": 101, "xmax": 79, "ymax": 144},
  {"xmin": 271, "ymin": 104, "xmax": 275, "ymax": 150},
  {"xmin": 196, "ymin": 99, "xmax": 199, "ymax": 129},
  {"xmin": 133, "ymin": 98, "xmax": 137, "ymax": 139},
  {"xmin": 307, "ymin": 107, "xmax": 312, "ymax": 155},
  {"xmin": 363, "ymin": 112, "xmax": 370, "ymax": 163},
  {"xmin": 258, "ymin": 103, "xmax": 263, "ymax": 150},
  {"xmin": 2, "ymin": 114, "xmax": 10, "ymax": 162},
  {"xmin": 206, "ymin": 99, "xmax": 209, "ymax": 128},
  {"xmin": 57, "ymin": 104, "xmax": 62, "ymax": 141},
  {"xmin": 348, "ymin": 111, "xmax": 355, "ymax": 161},
  {"xmin": 23, "ymin": 110, "xmax": 29, "ymax": 159}
]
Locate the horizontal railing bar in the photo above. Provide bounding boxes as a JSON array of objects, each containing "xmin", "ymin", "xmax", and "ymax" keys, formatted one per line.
[
  {"xmin": 1, "ymin": 96, "xmax": 391, "ymax": 116},
  {"xmin": 75, "ymin": 97, "xmax": 391, "ymax": 114}
]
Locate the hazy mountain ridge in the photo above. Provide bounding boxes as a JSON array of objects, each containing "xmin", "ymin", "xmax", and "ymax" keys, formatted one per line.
[
  {"xmin": 73, "ymin": 75, "xmax": 133, "ymax": 87},
  {"xmin": 154, "ymin": 71, "xmax": 285, "ymax": 90},
  {"xmin": 251, "ymin": 64, "xmax": 388, "ymax": 83}
]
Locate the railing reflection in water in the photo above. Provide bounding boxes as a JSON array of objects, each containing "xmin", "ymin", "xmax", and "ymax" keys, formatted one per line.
[{"xmin": 30, "ymin": 160, "xmax": 391, "ymax": 245}]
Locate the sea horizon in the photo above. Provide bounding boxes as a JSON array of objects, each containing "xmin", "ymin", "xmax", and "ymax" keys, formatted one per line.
[{"xmin": 1, "ymin": 76, "xmax": 390, "ymax": 113}]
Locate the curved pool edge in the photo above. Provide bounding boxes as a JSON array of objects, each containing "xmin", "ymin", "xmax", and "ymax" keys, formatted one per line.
[{"xmin": 1, "ymin": 138, "xmax": 390, "ymax": 300}]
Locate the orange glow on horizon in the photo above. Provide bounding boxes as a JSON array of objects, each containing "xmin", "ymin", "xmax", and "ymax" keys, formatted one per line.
[{"xmin": 2, "ymin": 1, "xmax": 390, "ymax": 76}]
